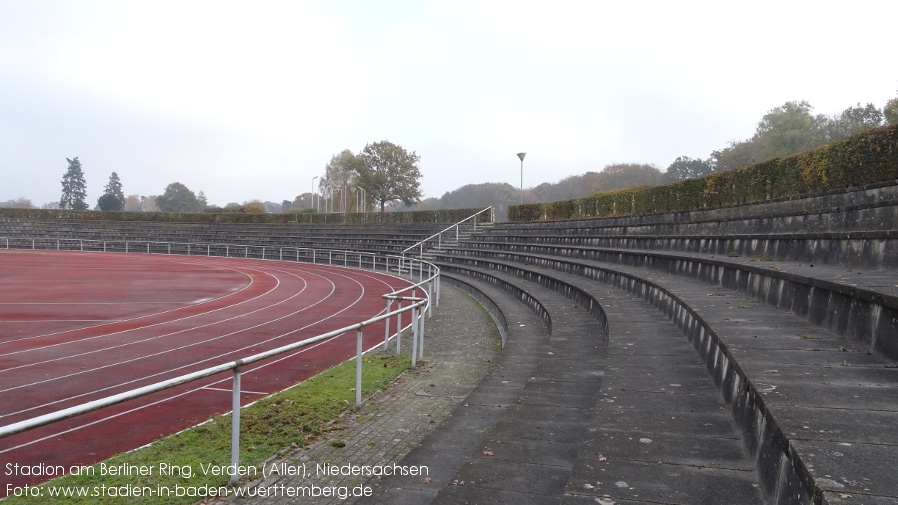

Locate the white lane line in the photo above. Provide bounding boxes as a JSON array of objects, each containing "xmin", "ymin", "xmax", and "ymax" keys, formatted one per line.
[
  {"xmin": 0, "ymin": 256, "xmax": 291, "ymax": 361},
  {"xmin": 201, "ymin": 386, "xmax": 269, "ymax": 395},
  {"xmin": 0, "ymin": 256, "xmax": 256, "ymax": 347}
]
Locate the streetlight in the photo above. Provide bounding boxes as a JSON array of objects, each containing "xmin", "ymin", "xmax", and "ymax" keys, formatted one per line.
[
  {"xmin": 323, "ymin": 183, "xmax": 334, "ymax": 213},
  {"xmin": 517, "ymin": 152, "xmax": 526, "ymax": 204},
  {"xmin": 312, "ymin": 176, "xmax": 318, "ymax": 212},
  {"xmin": 355, "ymin": 186, "xmax": 367, "ymax": 214}
]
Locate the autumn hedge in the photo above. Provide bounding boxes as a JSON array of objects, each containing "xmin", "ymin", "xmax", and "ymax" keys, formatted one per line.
[{"xmin": 509, "ymin": 122, "xmax": 898, "ymax": 222}]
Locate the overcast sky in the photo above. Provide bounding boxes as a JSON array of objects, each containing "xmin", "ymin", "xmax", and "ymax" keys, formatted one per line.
[{"xmin": 2, "ymin": 0, "xmax": 896, "ymax": 208}]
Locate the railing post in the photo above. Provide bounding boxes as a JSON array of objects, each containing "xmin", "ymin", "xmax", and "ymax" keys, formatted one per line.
[
  {"xmin": 395, "ymin": 300, "xmax": 402, "ymax": 355},
  {"xmin": 230, "ymin": 363, "xmax": 242, "ymax": 486},
  {"xmin": 418, "ymin": 303, "xmax": 425, "ymax": 360},
  {"xmin": 411, "ymin": 305, "xmax": 418, "ymax": 368},
  {"xmin": 383, "ymin": 299, "xmax": 392, "ymax": 349},
  {"xmin": 428, "ymin": 275, "xmax": 433, "ymax": 317},
  {"xmin": 356, "ymin": 328, "xmax": 363, "ymax": 408}
]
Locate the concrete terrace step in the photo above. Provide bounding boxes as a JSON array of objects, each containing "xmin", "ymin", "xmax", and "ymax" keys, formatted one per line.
[
  {"xmin": 491, "ymin": 181, "xmax": 898, "ymax": 236},
  {"xmin": 442, "ymin": 244, "xmax": 898, "ymax": 359},
  {"xmin": 362, "ymin": 267, "xmax": 763, "ymax": 504},
  {"xmin": 433, "ymin": 249, "xmax": 898, "ymax": 503},
  {"xmin": 469, "ymin": 230, "xmax": 898, "ymax": 270}
]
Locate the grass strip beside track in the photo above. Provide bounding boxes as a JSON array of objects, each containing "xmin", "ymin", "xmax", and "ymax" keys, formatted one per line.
[{"xmin": 3, "ymin": 355, "xmax": 410, "ymax": 504}]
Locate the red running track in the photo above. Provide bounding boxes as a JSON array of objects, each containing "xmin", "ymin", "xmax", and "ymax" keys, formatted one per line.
[{"xmin": 0, "ymin": 250, "xmax": 415, "ymax": 493}]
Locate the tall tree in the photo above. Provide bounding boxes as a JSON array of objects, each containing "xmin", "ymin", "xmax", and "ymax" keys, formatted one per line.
[
  {"xmin": 140, "ymin": 195, "xmax": 158, "ymax": 212},
  {"xmin": 60, "ymin": 157, "xmax": 88, "ymax": 210},
  {"xmin": 664, "ymin": 156, "xmax": 714, "ymax": 182},
  {"xmin": 711, "ymin": 139, "xmax": 760, "ymax": 171},
  {"xmin": 290, "ymin": 193, "xmax": 313, "ymax": 211},
  {"xmin": 753, "ymin": 100, "xmax": 827, "ymax": 161},
  {"xmin": 826, "ymin": 103, "xmax": 884, "ymax": 140},
  {"xmin": 155, "ymin": 182, "xmax": 203, "ymax": 212},
  {"xmin": 356, "ymin": 141, "xmax": 423, "ymax": 212},
  {"xmin": 97, "ymin": 172, "xmax": 126, "ymax": 211},
  {"xmin": 7, "ymin": 197, "xmax": 35, "ymax": 209},
  {"xmin": 884, "ymin": 90, "xmax": 898, "ymax": 125},
  {"xmin": 594, "ymin": 163, "xmax": 664, "ymax": 191},
  {"xmin": 319, "ymin": 149, "xmax": 364, "ymax": 213},
  {"xmin": 124, "ymin": 194, "xmax": 142, "ymax": 211}
]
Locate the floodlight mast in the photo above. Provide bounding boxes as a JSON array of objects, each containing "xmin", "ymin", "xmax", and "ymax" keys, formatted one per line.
[{"xmin": 517, "ymin": 152, "xmax": 526, "ymax": 205}]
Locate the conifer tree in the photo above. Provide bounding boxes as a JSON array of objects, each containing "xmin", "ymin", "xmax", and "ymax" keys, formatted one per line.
[
  {"xmin": 97, "ymin": 172, "xmax": 126, "ymax": 211},
  {"xmin": 60, "ymin": 157, "xmax": 88, "ymax": 210}
]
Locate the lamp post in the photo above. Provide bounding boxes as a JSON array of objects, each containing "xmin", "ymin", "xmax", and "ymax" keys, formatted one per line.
[
  {"xmin": 323, "ymin": 183, "xmax": 334, "ymax": 213},
  {"xmin": 356, "ymin": 186, "xmax": 366, "ymax": 214},
  {"xmin": 312, "ymin": 176, "xmax": 318, "ymax": 212},
  {"xmin": 517, "ymin": 152, "xmax": 526, "ymax": 204}
]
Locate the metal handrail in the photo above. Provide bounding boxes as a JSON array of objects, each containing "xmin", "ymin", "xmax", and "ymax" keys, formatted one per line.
[
  {"xmin": 401, "ymin": 206, "xmax": 493, "ymax": 257},
  {"xmin": 0, "ymin": 237, "xmax": 438, "ymax": 486}
]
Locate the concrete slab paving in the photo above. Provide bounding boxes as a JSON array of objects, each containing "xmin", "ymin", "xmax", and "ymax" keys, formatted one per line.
[{"xmin": 565, "ymin": 457, "xmax": 761, "ymax": 505}]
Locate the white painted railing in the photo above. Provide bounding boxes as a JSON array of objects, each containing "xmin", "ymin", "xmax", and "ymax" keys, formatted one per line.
[{"xmin": 401, "ymin": 206, "xmax": 493, "ymax": 258}]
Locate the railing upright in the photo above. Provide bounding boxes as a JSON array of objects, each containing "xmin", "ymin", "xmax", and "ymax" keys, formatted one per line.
[
  {"xmin": 411, "ymin": 306, "xmax": 419, "ymax": 367},
  {"xmin": 230, "ymin": 365, "xmax": 242, "ymax": 486},
  {"xmin": 383, "ymin": 299, "xmax": 392, "ymax": 349},
  {"xmin": 355, "ymin": 328, "xmax": 363, "ymax": 407}
]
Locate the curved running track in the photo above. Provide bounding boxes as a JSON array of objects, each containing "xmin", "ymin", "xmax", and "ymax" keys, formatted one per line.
[{"xmin": 0, "ymin": 250, "xmax": 415, "ymax": 492}]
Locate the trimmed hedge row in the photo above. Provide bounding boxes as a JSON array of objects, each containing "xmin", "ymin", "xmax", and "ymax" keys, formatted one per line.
[
  {"xmin": 509, "ymin": 123, "xmax": 898, "ymax": 222},
  {"xmin": 0, "ymin": 207, "xmax": 492, "ymax": 225}
]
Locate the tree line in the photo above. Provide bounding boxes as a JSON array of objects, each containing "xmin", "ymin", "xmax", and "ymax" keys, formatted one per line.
[
  {"xmin": 417, "ymin": 91, "xmax": 898, "ymax": 216},
  {"xmin": 9, "ymin": 92, "xmax": 896, "ymax": 213},
  {"xmin": 299, "ymin": 141, "xmax": 422, "ymax": 214},
  {"xmin": 669, "ymin": 97, "xmax": 898, "ymax": 180},
  {"xmin": 41, "ymin": 140, "xmax": 423, "ymax": 214}
]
